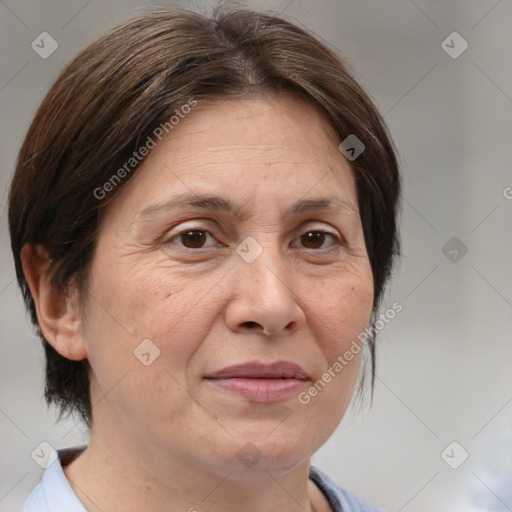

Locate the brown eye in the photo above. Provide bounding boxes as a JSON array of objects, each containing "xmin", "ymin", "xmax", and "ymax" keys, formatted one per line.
[
  {"xmin": 301, "ymin": 231, "xmax": 324, "ymax": 249},
  {"xmin": 297, "ymin": 231, "xmax": 338, "ymax": 250},
  {"xmin": 178, "ymin": 230, "xmax": 209, "ymax": 248}
]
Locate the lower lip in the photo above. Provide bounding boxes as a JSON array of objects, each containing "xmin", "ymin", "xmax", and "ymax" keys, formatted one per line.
[{"xmin": 206, "ymin": 378, "xmax": 307, "ymax": 402}]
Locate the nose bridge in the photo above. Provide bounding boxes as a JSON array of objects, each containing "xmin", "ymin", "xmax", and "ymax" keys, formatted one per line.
[
  {"xmin": 238, "ymin": 238, "xmax": 292, "ymax": 301},
  {"xmin": 226, "ymin": 236, "xmax": 306, "ymax": 336}
]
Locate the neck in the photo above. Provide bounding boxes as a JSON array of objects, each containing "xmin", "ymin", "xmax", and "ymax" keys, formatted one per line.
[{"xmin": 63, "ymin": 428, "xmax": 328, "ymax": 512}]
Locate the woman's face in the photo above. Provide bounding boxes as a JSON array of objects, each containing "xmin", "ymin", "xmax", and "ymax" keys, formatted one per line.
[{"xmin": 81, "ymin": 95, "xmax": 374, "ymax": 477}]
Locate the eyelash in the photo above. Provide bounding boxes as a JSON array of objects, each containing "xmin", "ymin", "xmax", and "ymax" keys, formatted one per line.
[{"xmin": 164, "ymin": 226, "xmax": 343, "ymax": 251}]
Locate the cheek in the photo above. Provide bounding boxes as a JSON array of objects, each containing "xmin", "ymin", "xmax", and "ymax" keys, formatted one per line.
[
  {"xmin": 82, "ymin": 273, "xmax": 214, "ymax": 427},
  {"xmin": 83, "ymin": 255, "xmax": 224, "ymax": 385},
  {"xmin": 307, "ymin": 266, "xmax": 374, "ymax": 353},
  {"xmin": 297, "ymin": 267, "xmax": 373, "ymax": 422}
]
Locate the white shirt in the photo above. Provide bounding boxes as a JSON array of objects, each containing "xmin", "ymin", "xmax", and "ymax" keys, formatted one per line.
[
  {"xmin": 23, "ymin": 449, "xmax": 86, "ymax": 512},
  {"xmin": 23, "ymin": 448, "xmax": 383, "ymax": 512}
]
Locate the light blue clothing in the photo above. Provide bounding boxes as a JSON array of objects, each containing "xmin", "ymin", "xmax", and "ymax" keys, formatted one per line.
[
  {"xmin": 23, "ymin": 448, "xmax": 86, "ymax": 512},
  {"xmin": 309, "ymin": 466, "xmax": 384, "ymax": 512},
  {"xmin": 23, "ymin": 448, "xmax": 383, "ymax": 512}
]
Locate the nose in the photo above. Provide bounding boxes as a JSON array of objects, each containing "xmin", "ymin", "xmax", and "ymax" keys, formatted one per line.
[{"xmin": 224, "ymin": 247, "xmax": 306, "ymax": 337}]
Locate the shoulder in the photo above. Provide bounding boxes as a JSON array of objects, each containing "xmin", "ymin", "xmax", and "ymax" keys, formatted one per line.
[
  {"xmin": 22, "ymin": 480, "xmax": 47, "ymax": 512},
  {"xmin": 309, "ymin": 465, "xmax": 384, "ymax": 512},
  {"xmin": 23, "ymin": 447, "xmax": 87, "ymax": 512}
]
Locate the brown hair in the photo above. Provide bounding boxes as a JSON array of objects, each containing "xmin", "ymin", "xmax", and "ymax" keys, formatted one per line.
[{"xmin": 8, "ymin": 7, "xmax": 400, "ymax": 426}]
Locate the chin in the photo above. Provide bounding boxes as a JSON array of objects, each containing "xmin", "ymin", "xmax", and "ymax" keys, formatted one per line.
[
  {"xmin": 213, "ymin": 426, "xmax": 316, "ymax": 478},
  {"xmin": 221, "ymin": 450, "xmax": 311, "ymax": 481}
]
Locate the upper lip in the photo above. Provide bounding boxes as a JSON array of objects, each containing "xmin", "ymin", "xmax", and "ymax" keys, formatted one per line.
[{"xmin": 206, "ymin": 361, "xmax": 309, "ymax": 380}]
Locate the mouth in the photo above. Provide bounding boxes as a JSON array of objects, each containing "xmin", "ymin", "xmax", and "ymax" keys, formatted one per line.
[{"xmin": 204, "ymin": 361, "xmax": 309, "ymax": 403}]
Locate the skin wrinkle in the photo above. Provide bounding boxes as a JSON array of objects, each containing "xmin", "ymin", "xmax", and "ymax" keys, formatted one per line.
[
  {"xmin": 131, "ymin": 206, "xmax": 361, "ymax": 259},
  {"xmin": 126, "ymin": 165, "xmax": 363, "ymax": 258},
  {"xmin": 137, "ymin": 192, "xmax": 358, "ymax": 223},
  {"xmin": 59, "ymin": 96, "xmax": 374, "ymax": 512},
  {"xmin": 7, "ymin": 10, "xmax": 401, "ymax": 510}
]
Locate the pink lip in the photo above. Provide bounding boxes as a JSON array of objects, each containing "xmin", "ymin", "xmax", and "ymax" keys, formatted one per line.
[{"xmin": 205, "ymin": 361, "xmax": 309, "ymax": 403}]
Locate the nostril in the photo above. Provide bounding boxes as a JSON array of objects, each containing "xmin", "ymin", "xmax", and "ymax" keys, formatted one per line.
[
  {"xmin": 244, "ymin": 321, "xmax": 260, "ymax": 329},
  {"xmin": 285, "ymin": 321, "xmax": 295, "ymax": 331}
]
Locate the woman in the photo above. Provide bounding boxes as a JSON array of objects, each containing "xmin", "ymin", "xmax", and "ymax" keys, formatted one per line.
[{"xmin": 8, "ymin": 6, "xmax": 400, "ymax": 512}]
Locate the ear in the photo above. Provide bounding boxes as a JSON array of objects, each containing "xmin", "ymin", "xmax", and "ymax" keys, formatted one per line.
[{"xmin": 21, "ymin": 243, "xmax": 87, "ymax": 361}]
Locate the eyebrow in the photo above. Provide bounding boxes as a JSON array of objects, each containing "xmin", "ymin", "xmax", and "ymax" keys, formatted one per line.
[{"xmin": 138, "ymin": 192, "xmax": 357, "ymax": 220}]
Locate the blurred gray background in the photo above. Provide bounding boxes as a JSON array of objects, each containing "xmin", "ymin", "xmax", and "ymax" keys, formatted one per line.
[{"xmin": 1, "ymin": 1, "xmax": 511, "ymax": 511}]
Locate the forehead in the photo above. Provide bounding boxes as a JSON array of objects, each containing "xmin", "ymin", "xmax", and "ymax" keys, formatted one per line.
[
  {"xmin": 101, "ymin": 96, "xmax": 358, "ymax": 224},
  {"xmin": 190, "ymin": 96, "xmax": 340, "ymax": 161}
]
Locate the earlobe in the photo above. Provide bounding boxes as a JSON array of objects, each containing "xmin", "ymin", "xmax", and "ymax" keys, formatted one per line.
[{"xmin": 21, "ymin": 244, "xmax": 87, "ymax": 361}]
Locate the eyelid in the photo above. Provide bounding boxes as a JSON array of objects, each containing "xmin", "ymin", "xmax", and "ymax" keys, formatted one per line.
[
  {"xmin": 162, "ymin": 221, "xmax": 222, "ymax": 247},
  {"xmin": 293, "ymin": 222, "xmax": 343, "ymax": 240},
  {"xmin": 290, "ymin": 229, "xmax": 342, "ymax": 250},
  {"xmin": 162, "ymin": 219, "xmax": 216, "ymax": 236},
  {"xmin": 161, "ymin": 220, "xmax": 345, "ymax": 249}
]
